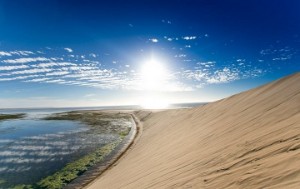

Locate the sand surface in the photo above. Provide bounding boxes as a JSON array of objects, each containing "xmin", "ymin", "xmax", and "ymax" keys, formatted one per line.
[{"xmin": 86, "ymin": 72, "xmax": 300, "ymax": 189}]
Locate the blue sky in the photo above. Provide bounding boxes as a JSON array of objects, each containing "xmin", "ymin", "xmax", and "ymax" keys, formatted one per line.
[{"xmin": 0, "ymin": 0, "xmax": 299, "ymax": 108}]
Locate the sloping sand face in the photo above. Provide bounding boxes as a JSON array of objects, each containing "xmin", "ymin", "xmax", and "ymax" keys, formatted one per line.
[{"xmin": 87, "ymin": 73, "xmax": 300, "ymax": 189}]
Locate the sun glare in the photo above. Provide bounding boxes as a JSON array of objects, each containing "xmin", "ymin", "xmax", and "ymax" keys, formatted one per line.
[
  {"xmin": 139, "ymin": 96, "xmax": 169, "ymax": 109},
  {"xmin": 139, "ymin": 57, "xmax": 170, "ymax": 109},
  {"xmin": 140, "ymin": 58, "xmax": 168, "ymax": 91}
]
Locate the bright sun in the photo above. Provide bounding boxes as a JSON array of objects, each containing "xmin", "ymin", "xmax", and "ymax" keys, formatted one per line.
[
  {"xmin": 139, "ymin": 57, "xmax": 170, "ymax": 109},
  {"xmin": 140, "ymin": 58, "xmax": 167, "ymax": 91}
]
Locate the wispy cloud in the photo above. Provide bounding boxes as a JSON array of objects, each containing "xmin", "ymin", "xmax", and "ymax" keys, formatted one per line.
[
  {"xmin": 175, "ymin": 54, "xmax": 187, "ymax": 58},
  {"xmin": 3, "ymin": 57, "xmax": 49, "ymax": 64},
  {"xmin": 0, "ymin": 50, "xmax": 34, "ymax": 57},
  {"xmin": 0, "ymin": 77, "xmax": 17, "ymax": 81},
  {"xmin": 0, "ymin": 65, "xmax": 29, "ymax": 71},
  {"xmin": 10, "ymin": 50, "xmax": 35, "ymax": 56},
  {"xmin": 32, "ymin": 62, "xmax": 76, "ymax": 68},
  {"xmin": 46, "ymin": 71, "xmax": 69, "ymax": 76},
  {"xmin": 64, "ymin": 48, "xmax": 73, "ymax": 53},
  {"xmin": 180, "ymin": 60, "xmax": 264, "ymax": 87},
  {"xmin": 24, "ymin": 78, "xmax": 50, "ymax": 82},
  {"xmin": 260, "ymin": 46, "xmax": 297, "ymax": 62},
  {"xmin": 206, "ymin": 68, "xmax": 240, "ymax": 84},
  {"xmin": 89, "ymin": 53, "xmax": 97, "ymax": 58},
  {"xmin": 0, "ymin": 47, "xmax": 266, "ymax": 92},
  {"xmin": 11, "ymin": 68, "xmax": 52, "ymax": 75},
  {"xmin": 0, "ymin": 51, "xmax": 12, "ymax": 56},
  {"xmin": 45, "ymin": 79, "xmax": 66, "ymax": 83}
]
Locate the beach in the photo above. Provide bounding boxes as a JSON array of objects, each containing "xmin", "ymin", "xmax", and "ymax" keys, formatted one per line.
[{"xmin": 86, "ymin": 72, "xmax": 300, "ymax": 188}]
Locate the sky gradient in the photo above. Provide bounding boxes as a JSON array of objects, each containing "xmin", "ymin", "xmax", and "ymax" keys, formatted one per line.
[{"xmin": 0, "ymin": 0, "xmax": 299, "ymax": 108}]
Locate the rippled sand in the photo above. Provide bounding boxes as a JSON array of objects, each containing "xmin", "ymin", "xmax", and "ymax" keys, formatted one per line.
[{"xmin": 87, "ymin": 72, "xmax": 300, "ymax": 189}]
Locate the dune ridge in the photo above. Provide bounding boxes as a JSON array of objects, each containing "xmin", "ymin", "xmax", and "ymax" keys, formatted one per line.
[{"xmin": 87, "ymin": 72, "xmax": 300, "ymax": 189}]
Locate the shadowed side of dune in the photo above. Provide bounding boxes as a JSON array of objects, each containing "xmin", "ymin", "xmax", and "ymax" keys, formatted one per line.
[{"xmin": 87, "ymin": 72, "xmax": 300, "ymax": 189}]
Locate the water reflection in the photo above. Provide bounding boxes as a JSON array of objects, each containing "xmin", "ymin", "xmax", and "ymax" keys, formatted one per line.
[{"xmin": 0, "ymin": 112, "xmax": 132, "ymax": 188}]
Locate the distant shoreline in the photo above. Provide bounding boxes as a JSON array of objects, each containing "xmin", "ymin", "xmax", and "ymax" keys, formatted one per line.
[{"xmin": 0, "ymin": 102, "xmax": 207, "ymax": 112}]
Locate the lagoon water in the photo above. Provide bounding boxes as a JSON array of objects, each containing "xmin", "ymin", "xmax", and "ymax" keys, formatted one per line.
[
  {"xmin": 0, "ymin": 109, "xmax": 128, "ymax": 188},
  {"xmin": 0, "ymin": 104, "xmax": 203, "ymax": 188}
]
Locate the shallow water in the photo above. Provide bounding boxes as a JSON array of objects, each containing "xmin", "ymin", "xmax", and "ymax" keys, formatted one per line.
[{"xmin": 0, "ymin": 111, "xmax": 131, "ymax": 188}]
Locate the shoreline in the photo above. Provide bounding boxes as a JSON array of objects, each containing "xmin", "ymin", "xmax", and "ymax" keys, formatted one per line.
[{"xmin": 64, "ymin": 112, "xmax": 140, "ymax": 189}]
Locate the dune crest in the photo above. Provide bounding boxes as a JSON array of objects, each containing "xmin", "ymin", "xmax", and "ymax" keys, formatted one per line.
[{"xmin": 87, "ymin": 72, "xmax": 300, "ymax": 189}]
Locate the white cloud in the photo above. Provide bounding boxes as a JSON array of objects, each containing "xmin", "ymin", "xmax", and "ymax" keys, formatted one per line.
[
  {"xmin": 24, "ymin": 78, "xmax": 50, "ymax": 82},
  {"xmin": 175, "ymin": 54, "xmax": 186, "ymax": 58},
  {"xmin": 64, "ymin": 48, "xmax": 73, "ymax": 53},
  {"xmin": 46, "ymin": 71, "xmax": 69, "ymax": 76},
  {"xmin": 181, "ymin": 62, "xmax": 264, "ymax": 88},
  {"xmin": 182, "ymin": 36, "xmax": 197, "ymax": 40},
  {"xmin": 89, "ymin": 53, "xmax": 97, "ymax": 58},
  {"xmin": 0, "ymin": 77, "xmax": 17, "ymax": 81},
  {"xmin": 33, "ymin": 62, "xmax": 76, "ymax": 68},
  {"xmin": 11, "ymin": 50, "xmax": 35, "ymax": 56},
  {"xmin": 182, "ymin": 69, "xmax": 207, "ymax": 81},
  {"xmin": 0, "ymin": 65, "xmax": 29, "ymax": 71},
  {"xmin": 260, "ymin": 46, "xmax": 296, "ymax": 61},
  {"xmin": 272, "ymin": 57, "xmax": 290, "ymax": 61},
  {"xmin": 50, "ymin": 57, "xmax": 63, "ymax": 61},
  {"xmin": 0, "ymin": 51, "xmax": 12, "ymax": 56},
  {"xmin": 68, "ymin": 66, "xmax": 95, "ymax": 71},
  {"xmin": 149, "ymin": 38, "xmax": 159, "ymax": 43},
  {"xmin": 15, "ymin": 75, "xmax": 41, "ymax": 80},
  {"xmin": 45, "ymin": 79, "xmax": 66, "ymax": 83},
  {"xmin": 0, "ymin": 50, "xmax": 34, "ymax": 57},
  {"xmin": 11, "ymin": 68, "xmax": 52, "ymax": 75},
  {"xmin": 207, "ymin": 68, "xmax": 239, "ymax": 84},
  {"xmin": 3, "ymin": 57, "xmax": 49, "ymax": 64},
  {"xmin": 0, "ymin": 47, "xmax": 266, "ymax": 93}
]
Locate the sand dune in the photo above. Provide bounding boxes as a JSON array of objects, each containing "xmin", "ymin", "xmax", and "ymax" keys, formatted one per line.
[{"xmin": 87, "ymin": 72, "xmax": 300, "ymax": 189}]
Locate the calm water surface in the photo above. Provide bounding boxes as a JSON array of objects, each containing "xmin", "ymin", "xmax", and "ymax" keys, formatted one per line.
[{"xmin": 0, "ymin": 109, "xmax": 131, "ymax": 188}]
